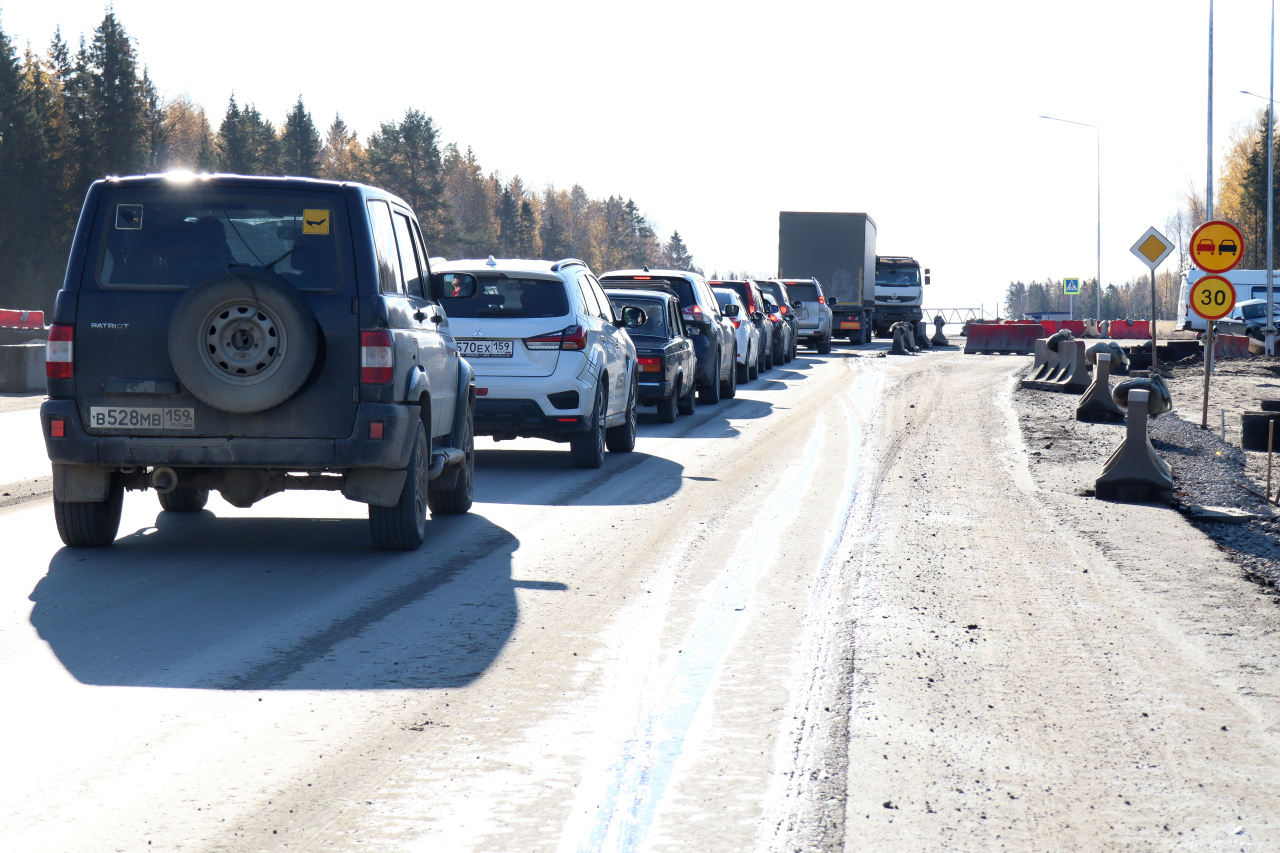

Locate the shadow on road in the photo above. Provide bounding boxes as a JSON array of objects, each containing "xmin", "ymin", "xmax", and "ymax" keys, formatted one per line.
[
  {"xmin": 29, "ymin": 512, "xmax": 537, "ymax": 691},
  {"xmin": 476, "ymin": 449, "xmax": 685, "ymax": 506}
]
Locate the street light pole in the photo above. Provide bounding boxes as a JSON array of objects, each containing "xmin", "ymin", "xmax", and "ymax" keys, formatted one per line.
[
  {"xmin": 1209, "ymin": 0, "xmax": 1214, "ymax": 220},
  {"xmin": 1041, "ymin": 115, "xmax": 1101, "ymax": 319}
]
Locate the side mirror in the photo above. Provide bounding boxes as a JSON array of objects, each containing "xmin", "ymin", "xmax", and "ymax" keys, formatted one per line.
[
  {"xmin": 618, "ymin": 306, "xmax": 648, "ymax": 328},
  {"xmin": 751, "ymin": 311, "xmax": 764, "ymax": 322},
  {"xmin": 722, "ymin": 303, "xmax": 740, "ymax": 317},
  {"xmin": 924, "ymin": 268, "xmax": 931, "ymax": 275},
  {"xmin": 686, "ymin": 325, "xmax": 702, "ymax": 336},
  {"xmin": 792, "ymin": 300, "xmax": 803, "ymax": 308},
  {"xmin": 827, "ymin": 298, "xmax": 838, "ymax": 307},
  {"xmin": 925, "ymin": 275, "xmax": 931, "ymax": 285},
  {"xmin": 437, "ymin": 272, "xmax": 478, "ymax": 300}
]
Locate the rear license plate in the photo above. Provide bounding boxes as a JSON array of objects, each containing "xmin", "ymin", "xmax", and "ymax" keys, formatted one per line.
[
  {"xmin": 89, "ymin": 407, "xmax": 195, "ymax": 430},
  {"xmin": 839, "ymin": 321, "xmax": 860, "ymax": 329},
  {"xmin": 459, "ymin": 340, "xmax": 514, "ymax": 358}
]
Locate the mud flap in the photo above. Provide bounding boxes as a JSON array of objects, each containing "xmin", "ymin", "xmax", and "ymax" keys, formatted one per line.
[
  {"xmin": 52, "ymin": 464, "xmax": 112, "ymax": 502},
  {"xmin": 343, "ymin": 468, "xmax": 409, "ymax": 507}
]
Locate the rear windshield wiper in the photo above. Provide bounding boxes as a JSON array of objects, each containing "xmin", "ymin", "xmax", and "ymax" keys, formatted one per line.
[{"xmin": 265, "ymin": 242, "xmax": 304, "ymax": 271}]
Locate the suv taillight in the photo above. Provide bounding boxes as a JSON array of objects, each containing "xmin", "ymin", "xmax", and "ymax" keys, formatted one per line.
[
  {"xmin": 46, "ymin": 325, "xmax": 73, "ymax": 379},
  {"xmin": 525, "ymin": 325, "xmax": 588, "ymax": 351},
  {"xmin": 682, "ymin": 304, "xmax": 705, "ymax": 322},
  {"xmin": 818, "ymin": 295, "xmax": 825, "ymax": 304},
  {"xmin": 361, "ymin": 330, "xmax": 394, "ymax": 384}
]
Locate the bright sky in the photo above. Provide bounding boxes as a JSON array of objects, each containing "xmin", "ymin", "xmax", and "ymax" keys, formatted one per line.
[{"xmin": 1, "ymin": 0, "xmax": 1271, "ymax": 311}]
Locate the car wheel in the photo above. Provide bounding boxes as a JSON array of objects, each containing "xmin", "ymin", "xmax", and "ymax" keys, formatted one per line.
[
  {"xmin": 168, "ymin": 269, "xmax": 319, "ymax": 414},
  {"xmin": 657, "ymin": 379, "xmax": 679, "ymax": 423},
  {"xmin": 765, "ymin": 341, "xmax": 774, "ymax": 370},
  {"xmin": 158, "ymin": 487, "xmax": 209, "ymax": 512},
  {"xmin": 817, "ymin": 335, "xmax": 832, "ymax": 355},
  {"xmin": 678, "ymin": 374, "xmax": 697, "ymax": 415},
  {"xmin": 738, "ymin": 355, "xmax": 751, "ymax": 383},
  {"xmin": 427, "ymin": 399, "xmax": 474, "ymax": 515},
  {"xmin": 369, "ymin": 420, "xmax": 429, "ymax": 551},
  {"xmin": 698, "ymin": 350, "xmax": 721, "ymax": 405},
  {"xmin": 605, "ymin": 374, "xmax": 638, "ymax": 453},
  {"xmin": 571, "ymin": 382, "xmax": 608, "ymax": 468},
  {"xmin": 722, "ymin": 347, "xmax": 738, "ymax": 399},
  {"xmin": 53, "ymin": 474, "xmax": 124, "ymax": 548}
]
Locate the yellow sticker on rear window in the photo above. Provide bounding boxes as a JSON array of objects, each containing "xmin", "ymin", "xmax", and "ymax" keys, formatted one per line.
[{"xmin": 302, "ymin": 209, "xmax": 330, "ymax": 235}]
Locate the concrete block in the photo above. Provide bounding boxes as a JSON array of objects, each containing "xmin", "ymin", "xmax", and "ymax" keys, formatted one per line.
[
  {"xmin": 0, "ymin": 343, "xmax": 45, "ymax": 392},
  {"xmin": 1095, "ymin": 389, "xmax": 1174, "ymax": 504}
]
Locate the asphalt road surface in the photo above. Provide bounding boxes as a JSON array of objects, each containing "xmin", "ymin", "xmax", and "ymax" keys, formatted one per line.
[{"xmin": 4, "ymin": 347, "xmax": 1280, "ymax": 852}]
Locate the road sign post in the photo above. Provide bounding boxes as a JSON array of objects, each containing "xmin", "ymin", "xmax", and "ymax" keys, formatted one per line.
[
  {"xmin": 1064, "ymin": 277, "xmax": 1080, "ymax": 319},
  {"xmin": 1129, "ymin": 227, "xmax": 1176, "ymax": 373},
  {"xmin": 1191, "ymin": 274, "xmax": 1237, "ymax": 429}
]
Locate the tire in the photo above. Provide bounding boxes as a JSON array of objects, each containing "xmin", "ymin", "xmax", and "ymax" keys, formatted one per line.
[
  {"xmin": 698, "ymin": 349, "xmax": 721, "ymax": 405},
  {"xmin": 817, "ymin": 335, "xmax": 832, "ymax": 355},
  {"xmin": 158, "ymin": 487, "xmax": 209, "ymax": 512},
  {"xmin": 606, "ymin": 375, "xmax": 638, "ymax": 453},
  {"xmin": 168, "ymin": 269, "xmax": 319, "ymax": 414},
  {"xmin": 656, "ymin": 380, "xmax": 679, "ymax": 423},
  {"xmin": 571, "ymin": 382, "xmax": 607, "ymax": 468},
  {"xmin": 765, "ymin": 341, "xmax": 774, "ymax": 370},
  {"xmin": 722, "ymin": 348, "xmax": 738, "ymax": 399},
  {"xmin": 369, "ymin": 421, "xmax": 429, "ymax": 551},
  {"xmin": 677, "ymin": 375, "xmax": 697, "ymax": 416},
  {"xmin": 428, "ymin": 399, "xmax": 474, "ymax": 515},
  {"xmin": 54, "ymin": 475, "xmax": 124, "ymax": 548},
  {"xmin": 738, "ymin": 357, "xmax": 751, "ymax": 384}
]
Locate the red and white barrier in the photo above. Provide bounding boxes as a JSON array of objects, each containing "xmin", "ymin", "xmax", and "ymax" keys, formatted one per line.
[
  {"xmin": 1213, "ymin": 334, "xmax": 1252, "ymax": 359},
  {"xmin": 0, "ymin": 309, "xmax": 45, "ymax": 330},
  {"xmin": 964, "ymin": 323, "xmax": 1044, "ymax": 354},
  {"xmin": 1108, "ymin": 320, "xmax": 1151, "ymax": 340}
]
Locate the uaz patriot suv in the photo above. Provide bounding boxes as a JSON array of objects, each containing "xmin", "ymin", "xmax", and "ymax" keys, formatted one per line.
[{"xmin": 41, "ymin": 173, "xmax": 478, "ymax": 551}]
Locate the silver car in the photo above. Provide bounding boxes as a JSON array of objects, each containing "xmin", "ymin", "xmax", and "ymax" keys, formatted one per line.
[{"xmin": 780, "ymin": 278, "xmax": 833, "ymax": 354}]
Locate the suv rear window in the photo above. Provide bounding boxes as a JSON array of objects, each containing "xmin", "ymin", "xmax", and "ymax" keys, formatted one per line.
[
  {"xmin": 442, "ymin": 277, "xmax": 570, "ymax": 318},
  {"xmin": 602, "ymin": 276, "xmax": 694, "ymax": 308},
  {"xmin": 97, "ymin": 190, "xmax": 344, "ymax": 291},
  {"xmin": 608, "ymin": 296, "xmax": 667, "ymax": 337},
  {"xmin": 787, "ymin": 283, "xmax": 820, "ymax": 302}
]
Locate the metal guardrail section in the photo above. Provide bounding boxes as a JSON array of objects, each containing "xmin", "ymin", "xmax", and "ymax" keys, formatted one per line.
[{"xmin": 927, "ymin": 308, "xmax": 999, "ymax": 326}]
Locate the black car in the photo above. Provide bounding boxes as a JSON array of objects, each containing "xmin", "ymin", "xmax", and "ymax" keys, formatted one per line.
[
  {"xmin": 605, "ymin": 287, "xmax": 697, "ymax": 422},
  {"xmin": 757, "ymin": 279, "xmax": 799, "ymax": 361},
  {"xmin": 710, "ymin": 279, "xmax": 773, "ymax": 374},
  {"xmin": 761, "ymin": 296, "xmax": 792, "ymax": 364},
  {"xmin": 599, "ymin": 268, "xmax": 737, "ymax": 404},
  {"xmin": 40, "ymin": 173, "xmax": 478, "ymax": 551}
]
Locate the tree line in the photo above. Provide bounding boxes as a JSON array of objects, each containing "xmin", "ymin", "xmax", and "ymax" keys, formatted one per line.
[{"xmin": 0, "ymin": 11, "xmax": 698, "ymax": 311}]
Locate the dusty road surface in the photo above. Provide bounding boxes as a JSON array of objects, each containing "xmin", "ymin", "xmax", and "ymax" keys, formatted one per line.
[{"xmin": 4, "ymin": 347, "xmax": 1280, "ymax": 852}]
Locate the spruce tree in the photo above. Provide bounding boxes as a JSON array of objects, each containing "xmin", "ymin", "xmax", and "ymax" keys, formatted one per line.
[
  {"xmin": 663, "ymin": 230, "xmax": 694, "ymax": 270},
  {"xmin": 279, "ymin": 95, "xmax": 320, "ymax": 177},
  {"xmin": 85, "ymin": 10, "xmax": 146, "ymax": 179},
  {"xmin": 366, "ymin": 109, "xmax": 447, "ymax": 243}
]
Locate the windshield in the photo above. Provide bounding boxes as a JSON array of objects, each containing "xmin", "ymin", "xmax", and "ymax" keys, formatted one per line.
[
  {"xmin": 1240, "ymin": 303, "xmax": 1278, "ymax": 320},
  {"xmin": 609, "ymin": 297, "xmax": 667, "ymax": 337},
  {"xmin": 876, "ymin": 266, "xmax": 920, "ymax": 287},
  {"xmin": 788, "ymin": 283, "xmax": 820, "ymax": 302},
  {"xmin": 99, "ymin": 191, "xmax": 343, "ymax": 291},
  {"xmin": 442, "ymin": 276, "xmax": 570, "ymax": 318}
]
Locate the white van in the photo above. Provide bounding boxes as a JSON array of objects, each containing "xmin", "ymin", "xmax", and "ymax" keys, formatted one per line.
[{"xmin": 1178, "ymin": 268, "xmax": 1280, "ymax": 331}]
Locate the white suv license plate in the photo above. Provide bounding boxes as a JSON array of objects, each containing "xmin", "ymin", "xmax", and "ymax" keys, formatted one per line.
[
  {"xmin": 459, "ymin": 340, "xmax": 514, "ymax": 358},
  {"xmin": 90, "ymin": 406, "xmax": 195, "ymax": 430}
]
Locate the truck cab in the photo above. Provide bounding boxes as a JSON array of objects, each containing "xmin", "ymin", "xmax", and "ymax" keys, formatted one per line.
[{"xmin": 872, "ymin": 256, "xmax": 928, "ymax": 337}]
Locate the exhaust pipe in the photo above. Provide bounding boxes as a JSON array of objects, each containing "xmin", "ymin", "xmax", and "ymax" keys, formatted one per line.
[{"xmin": 150, "ymin": 467, "xmax": 179, "ymax": 494}]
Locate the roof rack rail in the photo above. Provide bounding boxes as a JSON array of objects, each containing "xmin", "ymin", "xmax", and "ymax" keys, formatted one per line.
[{"xmin": 550, "ymin": 258, "xmax": 587, "ymax": 272}]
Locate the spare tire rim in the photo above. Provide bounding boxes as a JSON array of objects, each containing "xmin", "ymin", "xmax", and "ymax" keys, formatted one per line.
[{"xmin": 198, "ymin": 299, "xmax": 289, "ymax": 386}]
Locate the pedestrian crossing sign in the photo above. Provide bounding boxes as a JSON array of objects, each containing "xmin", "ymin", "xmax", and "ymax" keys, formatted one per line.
[{"xmin": 1064, "ymin": 277, "xmax": 1081, "ymax": 295}]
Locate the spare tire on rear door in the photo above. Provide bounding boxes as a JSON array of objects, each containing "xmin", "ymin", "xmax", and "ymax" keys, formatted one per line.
[{"xmin": 168, "ymin": 268, "xmax": 319, "ymax": 414}]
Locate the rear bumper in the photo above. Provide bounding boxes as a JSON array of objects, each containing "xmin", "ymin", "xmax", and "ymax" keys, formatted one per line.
[
  {"xmin": 40, "ymin": 400, "xmax": 417, "ymax": 470},
  {"xmin": 637, "ymin": 378, "xmax": 676, "ymax": 402},
  {"xmin": 475, "ymin": 397, "xmax": 589, "ymax": 438}
]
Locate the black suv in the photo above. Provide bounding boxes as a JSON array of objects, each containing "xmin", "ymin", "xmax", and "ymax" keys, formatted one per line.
[
  {"xmin": 599, "ymin": 268, "xmax": 736, "ymax": 404},
  {"xmin": 41, "ymin": 174, "xmax": 479, "ymax": 551}
]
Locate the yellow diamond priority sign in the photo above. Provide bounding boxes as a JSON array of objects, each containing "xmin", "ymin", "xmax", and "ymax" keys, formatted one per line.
[{"xmin": 1130, "ymin": 226, "xmax": 1175, "ymax": 270}]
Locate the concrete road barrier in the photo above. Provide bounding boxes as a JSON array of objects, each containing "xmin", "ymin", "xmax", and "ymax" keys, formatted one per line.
[
  {"xmin": 913, "ymin": 321, "xmax": 932, "ymax": 349},
  {"xmin": 1076, "ymin": 352, "xmax": 1126, "ymax": 423},
  {"xmin": 930, "ymin": 315, "xmax": 948, "ymax": 346},
  {"xmin": 888, "ymin": 324, "xmax": 910, "ymax": 355},
  {"xmin": 0, "ymin": 343, "xmax": 45, "ymax": 392},
  {"xmin": 1213, "ymin": 334, "xmax": 1252, "ymax": 359},
  {"xmin": 1109, "ymin": 320, "xmax": 1151, "ymax": 340},
  {"xmin": 1095, "ymin": 388, "xmax": 1173, "ymax": 503},
  {"xmin": 0, "ymin": 309, "xmax": 45, "ymax": 330},
  {"xmin": 1021, "ymin": 339, "xmax": 1089, "ymax": 392},
  {"xmin": 1084, "ymin": 319, "xmax": 1102, "ymax": 337},
  {"xmin": 964, "ymin": 322, "xmax": 1044, "ymax": 354}
]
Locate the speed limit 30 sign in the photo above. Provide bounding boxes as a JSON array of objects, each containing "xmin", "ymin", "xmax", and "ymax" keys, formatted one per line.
[{"xmin": 1191, "ymin": 274, "xmax": 1236, "ymax": 321}]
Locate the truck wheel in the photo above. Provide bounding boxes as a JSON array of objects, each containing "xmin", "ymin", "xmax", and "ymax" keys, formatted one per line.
[
  {"xmin": 54, "ymin": 475, "xmax": 124, "ymax": 548},
  {"xmin": 169, "ymin": 269, "xmax": 319, "ymax": 414},
  {"xmin": 817, "ymin": 335, "xmax": 832, "ymax": 355},
  {"xmin": 698, "ymin": 350, "xmax": 721, "ymax": 405},
  {"xmin": 678, "ymin": 375, "xmax": 697, "ymax": 415},
  {"xmin": 428, "ymin": 401, "xmax": 474, "ymax": 516},
  {"xmin": 571, "ymin": 382, "xmax": 607, "ymax": 468},
  {"xmin": 369, "ymin": 421, "xmax": 428, "ymax": 551},
  {"xmin": 158, "ymin": 487, "xmax": 209, "ymax": 512},
  {"xmin": 605, "ymin": 375, "xmax": 638, "ymax": 453}
]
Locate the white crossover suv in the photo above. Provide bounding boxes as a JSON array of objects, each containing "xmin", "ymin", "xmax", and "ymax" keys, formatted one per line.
[{"xmin": 436, "ymin": 257, "xmax": 642, "ymax": 468}]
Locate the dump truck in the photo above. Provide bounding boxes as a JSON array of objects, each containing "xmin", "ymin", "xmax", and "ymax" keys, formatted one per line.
[
  {"xmin": 777, "ymin": 211, "xmax": 876, "ymax": 344},
  {"xmin": 873, "ymin": 255, "xmax": 929, "ymax": 337}
]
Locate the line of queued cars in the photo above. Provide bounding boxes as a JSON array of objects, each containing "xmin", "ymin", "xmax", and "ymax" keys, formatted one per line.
[{"xmin": 39, "ymin": 173, "xmax": 841, "ymax": 553}]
